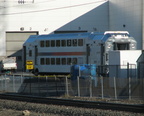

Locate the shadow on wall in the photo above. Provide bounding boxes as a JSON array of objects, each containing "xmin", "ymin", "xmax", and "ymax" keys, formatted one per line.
[
  {"xmin": 54, "ymin": 1, "xmax": 109, "ymax": 33},
  {"xmin": 8, "ymin": 49, "xmax": 23, "ymax": 71}
]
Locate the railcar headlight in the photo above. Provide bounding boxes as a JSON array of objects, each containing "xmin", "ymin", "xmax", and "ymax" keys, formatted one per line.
[
  {"xmin": 107, "ymin": 44, "xmax": 111, "ymax": 48},
  {"xmin": 131, "ymin": 43, "xmax": 135, "ymax": 48}
]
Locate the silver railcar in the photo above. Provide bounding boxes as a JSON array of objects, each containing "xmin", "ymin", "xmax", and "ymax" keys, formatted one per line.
[{"xmin": 23, "ymin": 31, "xmax": 136, "ymax": 75}]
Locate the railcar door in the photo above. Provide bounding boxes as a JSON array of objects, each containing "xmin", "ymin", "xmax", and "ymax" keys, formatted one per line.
[
  {"xmin": 86, "ymin": 44, "xmax": 90, "ymax": 64},
  {"xmin": 23, "ymin": 46, "xmax": 26, "ymax": 71},
  {"xmin": 34, "ymin": 46, "xmax": 38, "ymax": 65}
]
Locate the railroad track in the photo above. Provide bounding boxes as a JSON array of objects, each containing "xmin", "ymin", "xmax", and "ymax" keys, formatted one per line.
[{"xmin": 0, "ymin": 93, "xmax": 143, "ymax": 113}]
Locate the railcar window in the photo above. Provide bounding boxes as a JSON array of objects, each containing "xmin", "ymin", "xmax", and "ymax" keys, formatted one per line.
[
  {"xmin": 46, "ymin": 58, "xmax": 50, "ymax": 65},
  {"xmin": 51, "ymin": 58, "xmax": 55, "ymax": 65},
  {"xmin": 72, "ymin": 58, "xmax": 77, "ymax": 64},
  {"xmin": 56, "ymin": 40, "xmax": 60, "ymax": 47},
  {"xmin": 61, "ymin": 40, "xmax": 66, "ymax": 47},
  {"xmin": 29, "ymin": 50, "xmax": 32, "ymax": 57},
  {"xmin": 46, "ymin": 40, "xmax": 50, "ymax": 47},
  {"xmin": 78, "ymin": 39, "xmax": 83, "ymax": 46},
  {"xmin": 73, "ymin": 39, "xmax": 77, "ymax": 46},
  {"xmin": 113, "ymin": 43, "xmax": 129, "ymax": 50},
  {"xmin": 67, "ymin": 58, "xmax": 71, "ymax": 65},
  {"xmin": 51, "ymin": 40, "xmax": 55, "ymax": 47},
  {"xmin": 40, "ymin": 40, "xmax": 45, "ymax": 47},
  {"xmin": 40, "ymin": 58, "xmax": 45, "ymax": 65},
  {"xmin": 67, "ymin": 40, "xmax": 71, "ymax": 46},
  {"xmin": 56, "ymin": 58, "xmax": 60, "ymax": 65},
  {"xmin": 62, "ymin": 58, "xmax": 66, "ymax": 65}
]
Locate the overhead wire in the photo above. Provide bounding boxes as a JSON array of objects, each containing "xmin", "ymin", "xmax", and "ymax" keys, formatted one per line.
[
  {"xmin": 0, "ymin": 0, "xmax": 56, "ymax": 9},
  {"xmin": 0, "ymin": 0, "xmax": 108, "ymax": 15}
]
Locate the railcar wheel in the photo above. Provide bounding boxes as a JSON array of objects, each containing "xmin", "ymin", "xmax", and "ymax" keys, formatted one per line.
[{"xmin": 34, "ymin": 69, "xmax": 39, "ymax": 76}]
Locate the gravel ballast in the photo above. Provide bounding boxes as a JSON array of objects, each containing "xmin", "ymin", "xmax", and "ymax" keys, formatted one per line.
[{"xmin": 0, "ymin": 99, "xmax": 143, "ymax": 116}]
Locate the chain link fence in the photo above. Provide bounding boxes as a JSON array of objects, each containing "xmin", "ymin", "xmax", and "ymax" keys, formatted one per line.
[
  {"xmin": 0, "ymin": 74, "xmax": 144, "ymax": 100},
  {"xmin": 68, "ymin": 76, "xmax": 144, "ymax": 100}
]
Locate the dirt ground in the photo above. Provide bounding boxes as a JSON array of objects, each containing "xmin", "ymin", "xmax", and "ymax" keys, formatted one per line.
[
  {"xmin": 0, "ymin": 109, "xmax": 58, "ymax": 116},
  {"xmin": 0, "ymin": 99, "xmax": 143, "ymax": 116}
]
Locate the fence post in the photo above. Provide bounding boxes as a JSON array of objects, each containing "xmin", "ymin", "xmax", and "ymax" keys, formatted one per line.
[
  {"xmin": 143, "ymin": 78, "xmax": 144, "ymax": 100},
  {"xmin": 46, "ymin": 76, "xmax": 48, "ymax": 94},
  {"xmin": 55, "ymin": 75, "xmax": 58, "ymax": 96},
  {"xmin": 77, "ymin": 76, "xmax": 80, "ymax": 97},
  {"xmin": 4, "ymin": 74, "xmax": 7, "ymax": 91},
  {"xmin": 13, "ymin": 74, "xmax": 15, "ymax": 92},
  {"xmin": 29, "ymin": 76, "xmax": 31, "ymax": 95},
  {"xmin": 101, "ymin": 76, "xmax": 104, "ymax": 99},
  {"xmin": 114, "ymin": 77, "xmax": 117, "ymax": 100},
  {"xmin": 38, "ymin": 76, "xmax": 40, "ymax": 96},
  {"xmin": 129, "ymin": 76, "xmax": 131, "ymax": 100},
  {"xmin": 2, "ymin": 75, "xmax": 4, "ymax": 91},
  {"xmin": 89, "ymin": 76, "xmax": 92, "ymax": 98},
  {"xmin": 20, "ymin": 75, "xmax": 23, "ymax": 84},
  {"xmin": 1, "ymin": 75, "xmax": 3, "ymax": 91},
  {"xmin": 65, "ymin": 76, "xmax": 69, "ymax": 96}
]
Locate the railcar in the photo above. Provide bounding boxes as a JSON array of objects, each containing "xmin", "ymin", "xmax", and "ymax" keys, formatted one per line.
[{"xmin": 23, "ymin": 31, "xmax": 136, "ymax": 75}]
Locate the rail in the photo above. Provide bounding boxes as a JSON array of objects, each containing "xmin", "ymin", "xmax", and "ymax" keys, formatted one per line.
[{"xmin": 0, "ymin": 93, "xmax": 143, "ymax": 113}]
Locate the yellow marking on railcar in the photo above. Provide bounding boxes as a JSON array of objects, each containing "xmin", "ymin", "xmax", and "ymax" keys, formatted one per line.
[
  {"xmin": 26, "ymin": 65, "xmax": 34, "ymax": 70},
  {"xmin": 26, "ymin": 60, "xmax": 33, "ymax": 65},
  {"xmin": 26, "ymin": 60, "xmax": 34, "ymax": 70}
]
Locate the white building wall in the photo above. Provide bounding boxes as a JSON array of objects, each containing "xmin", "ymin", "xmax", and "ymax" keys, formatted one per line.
[
  {"xmin": 109, "ymin": 0, "xmax": 143, "ymax": 49},
  {"xmin": 0, "ymin": 0, "xmax": 109, "ymax": 56},
  {"xmin": 1, "ymin": 0, "xmax": 143, "ymax": 56},
  {"xmin": 0, "ymin": 1, "xmax": 6, "ymax": 56}
]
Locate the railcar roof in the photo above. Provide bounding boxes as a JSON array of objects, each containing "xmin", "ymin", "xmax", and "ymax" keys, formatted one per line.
[
  {"xmin": 91, "ymin": 33, "xmax": 104, "ymax": 40},
  {"xmin": 38, "ymin": 32, "xmax": 91, "ymax": 39},
  {"xmin": 23, "ymin": 32, "xmax": 126, "ymax": 45},
  {"xmin": 101, "ymin": 34, "xmax": 111, "ymax": 42}
]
